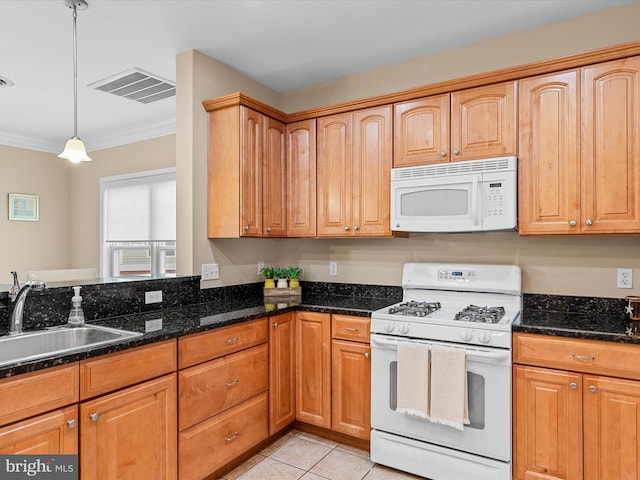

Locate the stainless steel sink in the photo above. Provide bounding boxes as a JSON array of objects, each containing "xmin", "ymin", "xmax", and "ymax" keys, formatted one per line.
[{"xmin": 0, "ymin": 325, "xmax": 142, "ymax": 367}]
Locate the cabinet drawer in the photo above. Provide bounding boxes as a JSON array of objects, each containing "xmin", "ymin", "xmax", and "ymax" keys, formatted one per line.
[
  {"xmin": 0, "ymin": 363, "xmax": 79, "ymax": 427},
  {"xmin": 332, "ymin": 315, "xmax": 370, "ymax": 343},
  {"xmin": 80, "ymin": 340, "xmax": 177, "ymax": 400},
  {"xmin": 178, "ymin": 392, "xmax": 268, "ymax": 480},
  {"xmin": 178, "ymin": 343, "xmax": 267, "ymax": 430},
  {"xmin": 514, "ymin": 333, "xmax": 640, "ymax": 380},
  {"xmin": 178, "ymin": 318, "xmax": 268, "ymax": 369}
]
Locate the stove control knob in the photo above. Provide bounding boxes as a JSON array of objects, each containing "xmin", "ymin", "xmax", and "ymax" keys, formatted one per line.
[
  {"xmin": 398, "ymin": 323, "xmax": 410, "ymax": 334},
  {"xmin": 460, "ymin": 329, "xmax": 473, "ymax": 342},
  {"xmin": 478, "ymin": 331, "xmax": 492, "ymax": 344},
  {"xmin": 383, "ymin": 322, "xmax": 394, "ymax": 333}
]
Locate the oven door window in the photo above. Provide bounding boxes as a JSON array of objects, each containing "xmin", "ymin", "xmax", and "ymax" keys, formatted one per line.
[{"xmin": 390, "ymin": 361, "xmax": 485, "ymax": 429}]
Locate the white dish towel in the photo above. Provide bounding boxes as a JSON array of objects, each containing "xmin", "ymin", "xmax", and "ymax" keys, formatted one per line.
[
  {"xmin": 396, "ymin": 342, "xmax": 430, "ymax": 419},
  {"xmin": 429, "ymin": 345, "xmax": 469, "ymax": 430}
]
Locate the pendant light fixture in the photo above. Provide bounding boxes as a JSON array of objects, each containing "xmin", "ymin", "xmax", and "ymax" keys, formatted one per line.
[{"xmin": 58, "ymin": 0, "xmax": 92, "ymax": 163}]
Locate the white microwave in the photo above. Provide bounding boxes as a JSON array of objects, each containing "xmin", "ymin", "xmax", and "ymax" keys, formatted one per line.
[{"xmin": 391, "ymin": 156, "xmax": 517, "ymax": 233}]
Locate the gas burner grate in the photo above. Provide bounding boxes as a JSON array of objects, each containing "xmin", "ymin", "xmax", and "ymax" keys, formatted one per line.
[
  {"xmin": 388, "ymin": 301, "xmax": 441, "ymax": 317},
  {"xmin": 454, "ymin": 305, "xmax": 506, "ymax": 324}
]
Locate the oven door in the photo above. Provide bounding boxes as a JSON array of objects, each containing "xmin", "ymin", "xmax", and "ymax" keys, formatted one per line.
[{"xmin": 370, "ymin": 333, "xmax": 511, "ymax": 462}]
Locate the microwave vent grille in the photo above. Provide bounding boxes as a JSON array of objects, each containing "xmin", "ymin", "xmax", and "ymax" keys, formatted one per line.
[{"xmin": 392, "ymin": 157, "xmax": 514, "ymax": 180}]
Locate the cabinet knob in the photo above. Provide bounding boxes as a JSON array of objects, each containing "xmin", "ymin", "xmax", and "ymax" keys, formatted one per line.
[
  {"xmin": 453, "ymin": 149, "xmax": 460, "ymax": 155},
  {"xmin": 89, "ymin": 413, "xmax": 100, "ymax": 423},
  {"xmin": 266, "ymin": 227, "xmax": 272, "ymax": 233},
  {"xmin": 225, "ymin": 432, "xmax": 240, "ymax": 442},
  {"xmin": 569, "ymin": 220, "xmax": 577, "ymax": 226},
  {"xmin": 569, "ymin": 382, "xmax": 578, "ymax": 390},
  {"xmin": 585, "ymin": 219, "xmax": 593, "ymax": 226},
  {"xmin": 364, "ymin": 352, "xmax": 370, "ymax": 359},
  {"xmin": 243, "ymin": 225, "xmax": 249, "ymax": 231},
  {"xmin": 67, "ymin": 419, "xmax": 77, "ymax": 429},
  {"xmin": 224, "ymin": 378, "xmax": 239, "ymax": 388},
  {"xmin": 440, "ymin": 151, "xmax": 446, "ymax": 157},
  {"xmin": 353, "ymin": 225, "xmax": 359, "ymax": 231},
  {"xmin": 589, "ymin": 385, "xmax": 597, "ymax": 393},
  {"xmin": 272, "ymin": 322, "xmax": 279, "ymax": 328},
  {"xmin": 344, "ymin": 226, "xmax": 350, "ymax": 231}
]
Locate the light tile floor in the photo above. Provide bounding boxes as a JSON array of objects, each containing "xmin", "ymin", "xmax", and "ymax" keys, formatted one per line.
[{"xmin": 218, "ymin": 430, "xmax": 429, "ymax": 480}]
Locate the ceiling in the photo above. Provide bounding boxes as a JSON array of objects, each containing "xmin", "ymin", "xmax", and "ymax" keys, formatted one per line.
[{"xmin": 1, "ymin": 0, "xmax": 635, "ymax": 155}]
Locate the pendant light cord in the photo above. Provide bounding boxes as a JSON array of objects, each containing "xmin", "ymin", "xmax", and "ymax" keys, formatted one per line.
[{"xmin": 72, "ymin": 5, "xmax": 78, "ymax": 138}]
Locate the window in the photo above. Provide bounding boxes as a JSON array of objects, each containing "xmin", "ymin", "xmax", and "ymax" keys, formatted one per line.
[{"xmin": 100, "ymin": 168, "xmax": 176, "ymax": 277}]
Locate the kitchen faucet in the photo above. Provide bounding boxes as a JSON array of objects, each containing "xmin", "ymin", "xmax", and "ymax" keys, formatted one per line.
[{"xmin": 9, "ymin": 280, "xmax": 46, "ymax": 335}]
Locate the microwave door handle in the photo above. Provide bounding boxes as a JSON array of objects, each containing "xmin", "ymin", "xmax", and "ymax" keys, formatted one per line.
[{"xmin": 471, "ymin": 176, "xmax": 479, "ymax": 226}]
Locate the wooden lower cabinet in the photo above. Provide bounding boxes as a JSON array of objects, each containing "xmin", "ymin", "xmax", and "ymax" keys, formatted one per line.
[
  {"xmin": 295, "ymin": 311, "xmax": 331, "ymax": 428},
  {"xmin": 0, "ymin": 405, "xmax": 78, "ymax": 454},
  {"xmin": 269, "ymin": 312, "xmax": 295, "ymax": 435},
  {"xmin": 331, "ymin": 339, "xmax": 371, "ymax": 439},
  {"xmin": 178, "ymin": 392, "xmax": 268, "ymax": 480},
  {"xmin": 80, "ymin": 373, "xmax": 177, "ymax": 480},
  {"xmin": 514, "ymin": 333, "xmax": 640, "ymax": 480}
]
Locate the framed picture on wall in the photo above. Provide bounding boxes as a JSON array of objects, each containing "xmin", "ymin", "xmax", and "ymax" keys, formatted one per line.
[{"xmin": 8, "ymin": 193, "xmax": 39, "ymax": 221}]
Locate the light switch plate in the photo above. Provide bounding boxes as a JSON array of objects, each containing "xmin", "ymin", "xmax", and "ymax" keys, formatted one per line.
[{"xmin": 202, "ymin": 263, "xmax": 219, "ymax": 280}]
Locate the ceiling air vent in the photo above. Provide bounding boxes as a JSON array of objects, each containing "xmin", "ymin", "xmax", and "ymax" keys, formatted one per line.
[
  {"xmin": 89, "ymin": 68, "xmax": 175, "ymax": 104},
  {"xmin": 0, "ymin": 76, "xmax": 14, "ymax": 88}
]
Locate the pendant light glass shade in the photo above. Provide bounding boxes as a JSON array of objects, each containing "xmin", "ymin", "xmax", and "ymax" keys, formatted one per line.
[
  {"xmin": 59, "ymin": 136, "xmax": 91, "ymax": 163},
  {"xmin": 59, "ymin": 1, "xmax": 92, "ymax": 162}
]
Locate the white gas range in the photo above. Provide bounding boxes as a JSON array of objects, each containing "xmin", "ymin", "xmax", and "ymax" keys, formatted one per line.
[{"xmin": 370, "ymin": 262, "xmax": 522, "ymax": 480}]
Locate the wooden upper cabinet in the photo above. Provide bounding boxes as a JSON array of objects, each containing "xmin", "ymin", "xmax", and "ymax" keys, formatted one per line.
[
  {"xmin": 394, "ymin": 94, "xmax": 449, "ymax": 167},
  {"xmin": 519, "ymin": 56, "xmax": 640, "ymax": 235},
  {"xmin": 263, "ymin": 116, "xmax": 286, "ymax": 237},
  {"xmin": 518, "ymin": 70, "xmax": 580, "ymax": 235},
  {"xmin": 581, "ymin": 56, "xmax": 640, "ymax": 234},
  {"xmin": 393, "ymin": 82, "xmax": 516, "ymax": 167},
  {"xmin": 318, "ymin": 105, "xmax": 393, "ymax": 237},
  {"xmin": 451, "ymin": 81, "xmax": 517, "ymax": 161},
  {"xmin": 206, "ymin": 102, "xmax": 285, "ymax": 238},
  {"xmin": 286, "ymin": 119, "xmax": 317, "ymax": 237}
]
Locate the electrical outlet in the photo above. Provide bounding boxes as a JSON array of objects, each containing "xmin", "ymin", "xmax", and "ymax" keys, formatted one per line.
[
  {"xmin": 202, "ymin": 263, "xmax": 219, "ymax": 280},
  {"xmin": 144, "ymin": 290, "xmax": 163, "ymax": 304},
  {"xmin": 145, "ymin": 318, "xmax": 163, "ymax": 332},
  {"xmin": 258, "ymin": 261, "xmax": 265, "ymax": 275},
  {"xmin": 617, "ymin": 268, "xmax": 633, "ymax": 289},
  {"xmin": 329, "ymin": 261, "xmax": 338, "ymax": 276}
]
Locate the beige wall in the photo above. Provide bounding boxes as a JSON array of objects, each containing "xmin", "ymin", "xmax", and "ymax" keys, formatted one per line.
[
  {"xmin": 179, "ymin": 2, "xmax": 640, "ymax": 298},
  {"xmin": 0, "ymin": 145, "xmax": 69, "ymax": 283}
]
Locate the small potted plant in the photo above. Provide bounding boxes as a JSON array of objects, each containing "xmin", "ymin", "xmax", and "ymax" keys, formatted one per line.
[
  {"xmin": 274, "ymin": 267, "xmax": 289, "ymax": 288},
  {"xmin": 260, "ymin": 266, "xmax": 275, "ymax": 288},
  {"xmin": 287, "ymin": 266, "xmax": 303, "ymax": 288}
]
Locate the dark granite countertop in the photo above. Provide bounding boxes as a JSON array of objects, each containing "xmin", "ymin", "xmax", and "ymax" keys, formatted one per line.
[
  {"xmin": 0, "ymin": 292, "xmax": 398, "ymax": 379},
  {"xmin": 515, "ymin": 309, "xmax": 640, "ymax": 344}
]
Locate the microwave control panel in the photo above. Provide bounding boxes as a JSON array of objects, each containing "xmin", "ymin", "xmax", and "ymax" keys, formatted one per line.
[{"xmin": 485, "ymin": 182, "xmax": 506, "ymax": 217}]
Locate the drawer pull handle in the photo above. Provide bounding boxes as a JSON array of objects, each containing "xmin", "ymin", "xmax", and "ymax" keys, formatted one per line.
[
  {"xmin": 225, "ymin": 378, "xmax": 239, "ymax": 387},
  {"xmin": 225, "ymin": 432, "xmax": 240, "ymax": 442},
  {"xmin": 572, "ymin": 354, "xmax": 595, "ymax": 361},
  {"xmin": 569, "ymin": 383, "xmax": 578, "ymax": 390},
  {"xmin": 344, "ymin": 327, "xmax": 359, "ymax": 332},
  {"xmin": 89, "ymin": 413, "xmax": 100, "ymax": 423},
  {"xmin": 589, "ymin": 385, "xmax": 597, "ymax": 393},
  {"xmin": 225, "ymin": 337, "xmax": 239, "ymax": 344},
  {"xmin": 67, "ymin": 419, "xmax": 77, "ymax": 429}
]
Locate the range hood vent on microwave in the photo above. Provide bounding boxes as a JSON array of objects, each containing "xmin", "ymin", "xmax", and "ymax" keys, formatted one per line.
[{"xmin": 392, "ymin": 157, "xmax": 514, "ymax": 181}]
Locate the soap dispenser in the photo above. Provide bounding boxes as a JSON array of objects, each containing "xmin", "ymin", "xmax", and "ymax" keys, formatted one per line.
[
  {"xmin": 9, "ymin": 271, "xmax": 20, "ymax": 301},
  {"xmin": 68, "ymin": 286, "xmax": 86, "ymax": 327}
]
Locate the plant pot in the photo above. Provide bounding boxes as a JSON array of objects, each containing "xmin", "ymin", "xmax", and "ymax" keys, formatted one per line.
[
  {"xmin": 277, "ymin": 278, "xmax": 288, "ymax": 288},
  {"xmin": 289, "ymin": 278, "xmax": 300, "ymax": 288},
  {"xmin": 264, "ymin": 279, "xmax": 275, "ymax": 288}
]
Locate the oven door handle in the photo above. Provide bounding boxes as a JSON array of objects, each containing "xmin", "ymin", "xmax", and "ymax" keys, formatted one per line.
[{"xmin": 370, "ymin": 336, "xmax": 510, "ymax": 362}]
